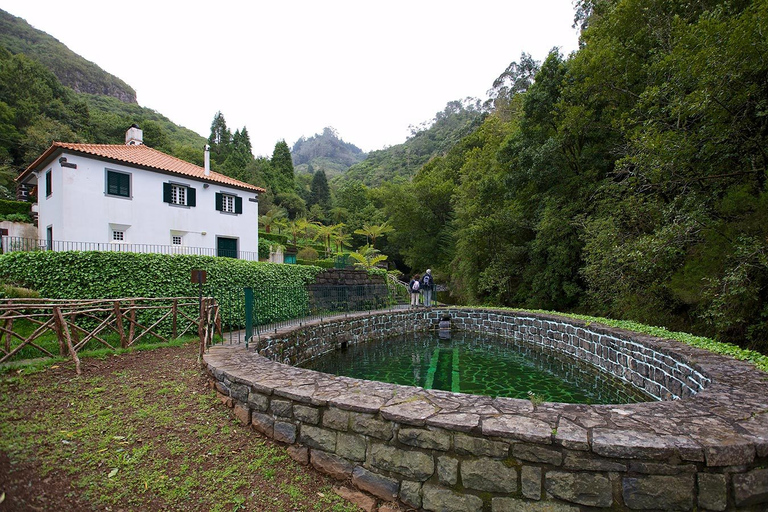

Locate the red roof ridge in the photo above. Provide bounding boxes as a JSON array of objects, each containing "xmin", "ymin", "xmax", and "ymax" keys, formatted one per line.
[{"xmin": 18, "ymin": 142, "xmax": 265, "ymax": 193}]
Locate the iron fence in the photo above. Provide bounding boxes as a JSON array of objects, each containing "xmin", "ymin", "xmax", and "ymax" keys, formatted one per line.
[
  {"xmin": 1, "ymin": 236, "xmax": 259, "ymax": 261},
  {"xmin": 212, "ymin": 283, "xmax": 408, "ymax": 347}
]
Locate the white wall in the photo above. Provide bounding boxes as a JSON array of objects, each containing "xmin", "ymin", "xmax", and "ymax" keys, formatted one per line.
[{"xmin": 36, "ymin": 151, "xmax": 259, "ymax": 257}]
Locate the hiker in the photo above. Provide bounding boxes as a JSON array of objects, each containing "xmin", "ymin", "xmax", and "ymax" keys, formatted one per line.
[
  {"xmin": 421, "ymin": 269, "xmax": 435, "ymax": 307},
  {"xmin": 409, "ymin": 274, "xmax": 421, "ymax": 306}
]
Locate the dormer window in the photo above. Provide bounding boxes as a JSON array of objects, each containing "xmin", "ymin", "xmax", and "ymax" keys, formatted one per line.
[{"xmin": 163, "ymin": 183, "xmax": 196, "ymax": 207}]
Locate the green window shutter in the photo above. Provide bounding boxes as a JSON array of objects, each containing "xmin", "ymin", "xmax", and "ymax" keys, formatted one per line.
[
  {"xmin": 215, "ymin": 192, "xmax": 223, "ymax": 211},
  {"xmin": 187, "ymin": 187, "xmax": 196, "ymax": 207},
  {"xmin": 235, "ymin": 196, "xmax": 243, "ymax": 214},
  {"xmin": 163, "ymin": 182, "xmax": 172, "ymax": 203},
  {"xmin": 118, "ymin": 173, "xmax": 130, "ymax": 197},
  {"xmin": 45, "ymin": 171, "xmax": 52, "ymax": 197},
  {"xmin": 107, "ymin": 171, "xmax": 130, "ymax": 197},
  {"xmin": 107, "ymin": 171, "xmax": 118, "ymax": 195}
]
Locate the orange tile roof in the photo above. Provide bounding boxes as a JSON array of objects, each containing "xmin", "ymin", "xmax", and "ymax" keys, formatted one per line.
[{"xmin": 18, "ymin": 142, "xmax": 265, "ymax": 193}]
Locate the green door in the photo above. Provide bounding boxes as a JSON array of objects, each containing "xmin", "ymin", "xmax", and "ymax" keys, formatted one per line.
[{"xmin": 217, "ymin": 237, "xmax": 238, "ymax": 258}]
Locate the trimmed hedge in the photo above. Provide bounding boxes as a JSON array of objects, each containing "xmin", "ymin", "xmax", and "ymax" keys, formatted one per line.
[
  {"xmin": 0, "ymin": 252, "xmax": 324, "ymax": 333},
  {"xmin": 0, "ymin": 199, "xmax": 31, "ymax": 216},
  {"xmin": 259, "ymin": 232, "xmax": 289, "ymax": 245},
  {"xmin": 0, "ymin": 251, "xmax": 321, "ymax": 299}
]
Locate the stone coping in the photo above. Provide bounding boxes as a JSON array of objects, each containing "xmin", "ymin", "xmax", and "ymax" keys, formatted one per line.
[
  {"xmin": 206, "ymin": 308, "xmax": 768, "ymax": 466},
  {"xmin": 204, "ymin": 308, "xmax": 768, "ymax": 511}
]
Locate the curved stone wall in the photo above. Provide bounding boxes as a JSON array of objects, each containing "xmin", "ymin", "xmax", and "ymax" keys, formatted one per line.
[{"xmin": 204, "ymin": 308, "xmax": 768, "ymax": 511}]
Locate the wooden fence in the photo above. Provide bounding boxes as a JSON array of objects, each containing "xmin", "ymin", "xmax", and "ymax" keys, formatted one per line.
[{"xmin": 0, "ymin": 297, "xmax": 220, "ymax": 374}]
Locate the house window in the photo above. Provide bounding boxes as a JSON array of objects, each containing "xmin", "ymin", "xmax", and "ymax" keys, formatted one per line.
[
  {"xmin": 172, "ymin": 235, "xmax": 182, "ymax": 246},
  {"xmin": 45, "ymin": 170, "xmax": 52, "ymax": 197},
  {"xmin": 163, "ymin": 183, "xmax": 196, "ymax": 207},
  {"xmin": 106, "ymin": 170, "xmax": 131, "ymax": 198},
  {"xmin": 215, "ymin": 192, "xmax": 242, "ymax": 214},
  {"xmin": 112, "ymin": 230, "xmax": 125, "ymax": 242}
]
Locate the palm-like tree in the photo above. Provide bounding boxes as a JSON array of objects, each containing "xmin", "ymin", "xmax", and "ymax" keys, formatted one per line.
[
  {"xmin": 314, "ymin": 224, "xmax": 338, "ymax": 257},
  {"xmin": 331, "ymin": 225, "xmax": 352, "ymax": 254},
  {"xmin": 259, "ymin": 207, "xmax": 287, "ymax": 233},
  {"xmin": 354, "ymin": 221, "xmax": 394, "ymax": 248},
  {"xmin": 349, "ymin": 244, "xmax": 388, "ymax": 270}
]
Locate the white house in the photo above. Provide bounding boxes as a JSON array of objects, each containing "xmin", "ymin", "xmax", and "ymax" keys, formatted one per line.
[{"xmin": 14, "ymin": 126, "xmax": 265, "ymax": 259}]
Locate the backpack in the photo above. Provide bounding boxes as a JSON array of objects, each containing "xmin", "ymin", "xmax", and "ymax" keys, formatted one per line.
[
  {"xmin": 412, "ymin": 280, "xmax": 420, "ymax": 291},
  {"xmin": 423, "ymin": 274, "xmax": 432, "ymax": 287}
]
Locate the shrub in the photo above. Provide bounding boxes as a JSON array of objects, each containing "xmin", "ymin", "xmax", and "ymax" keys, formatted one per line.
[
  {"xmin": 0, "ymin": 213, "xmax": 33, "ymax": 223},
  {"xmin": 0, "ymin": 199, "xmax": 31, "ymax": 216},
  {"xmin": 0, "ymin": 284, "xmax": 40, "ymax": 299},
  {"xmin": 259, "ymin": 232, "xmax": 289, "ymax": 245},
  {"xmin": 296, "ymin": 247, "xmax": 319, "ymax": 261},
  {"xmin": 0, "ymin": 251, "xmax": 324, "ymax": 332}
]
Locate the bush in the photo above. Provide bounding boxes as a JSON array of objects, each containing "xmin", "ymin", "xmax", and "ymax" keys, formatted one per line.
[
  {"xmin": 0, "ymin": 213, "xmax": 33, "ymax": 223},
  {"xmin": 0, "ymin": 251, "xmax": 324, "ymax": 332},
  {"xmin": 0, "ymin": 284, "xmax": 40, "ymax": 299},
  {"xmin": 297, "ymin": 247, "xmax": 319, "ymax": 261},
  {"xmin": 0, "ymin": 199, "xmax": 31, "ymax": 216},
  {"xmin": 259, "ymin": 232, "xmax": 289, "ymax": 245},
  {"xmin": 258, "ymin": 237, "xmax": 272, "ymax": 260}
]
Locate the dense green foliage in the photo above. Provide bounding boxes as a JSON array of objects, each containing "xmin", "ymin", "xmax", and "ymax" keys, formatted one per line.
[
  {"xmin": 0, "ymin": 251, "xmax": 324, "ymax": 331},
  {"xmin": 0, "ymin": 198, "xmax": 29, "ymax": 215},
  {"xmin": 0, "ymin": 251, "xmax": 321, "ymax": 299},
  {"xmin": 292, "ymin": 127, "xmax": 366, "ymax": 177},
  {"xmin": 0, "ymin": 10, "xmax": 136, "ymax": 102},
  {"xmin": 340, "ymin": 100, "xmax": 485, "ymax": 187},
  {"xmin": 378, "ymin": 0, "xmax": 768, "ymax": 352}
]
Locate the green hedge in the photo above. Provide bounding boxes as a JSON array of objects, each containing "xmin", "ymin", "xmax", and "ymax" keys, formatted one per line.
[
  {"xmin": 0, "ymin": 251, "xmax": 323, "ymax": 333},
  {"xmin": 259, "ymin": 232, "xmax": 289, "ymax": 245},
  {"xmin": 0, "ymin": 199, "xmax": 31, "ymax": 216}
]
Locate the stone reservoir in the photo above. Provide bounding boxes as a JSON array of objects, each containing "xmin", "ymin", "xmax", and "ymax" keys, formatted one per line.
[{"xmin": 204, "ymin": 308, "xmax": 768, "ymax": 511}]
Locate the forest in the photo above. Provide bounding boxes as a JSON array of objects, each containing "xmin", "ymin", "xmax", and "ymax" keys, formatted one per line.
[{"xmin": 1, "ymin": 0, "xmax": 767, "ymax": 352}]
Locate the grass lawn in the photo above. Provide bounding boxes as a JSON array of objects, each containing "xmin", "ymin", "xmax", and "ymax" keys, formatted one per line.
[{"xmin": 0, "ymin": 342, "xmax": 359, "ymax": 511}]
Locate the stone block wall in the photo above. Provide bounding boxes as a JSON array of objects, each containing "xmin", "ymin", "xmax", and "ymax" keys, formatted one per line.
[{"xmin": 205, "ymin": 308, "xmax": 768, "ymax": 511}]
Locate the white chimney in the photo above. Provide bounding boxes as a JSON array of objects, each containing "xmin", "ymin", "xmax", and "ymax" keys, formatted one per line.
[
  {"xmin": 125, "ymin": 124, "xmax": 143, "ymax": 145},
  {"xmin": 204, "ymin": 145, "xmax": 211, "ymax": 176}
]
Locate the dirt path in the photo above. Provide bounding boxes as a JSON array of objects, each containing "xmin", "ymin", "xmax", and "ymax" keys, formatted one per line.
[{"xmin": 0, "ymin": 343, "xmax": 357, "ymax": 512}]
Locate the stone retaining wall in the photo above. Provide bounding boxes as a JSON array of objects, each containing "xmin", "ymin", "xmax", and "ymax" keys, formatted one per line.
[{"xmin": 204, "ymin": 308, "xmax": 768, "ymax": 511}]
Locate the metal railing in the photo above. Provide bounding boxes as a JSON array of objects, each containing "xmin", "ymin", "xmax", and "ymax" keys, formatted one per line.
[
  {"xmin": 0, "ymin": 236, "xmax": 260, "ymax": 261},
  {"xmin": 212, "ymin": 283, "xmax": 408, "ymax": 347}
]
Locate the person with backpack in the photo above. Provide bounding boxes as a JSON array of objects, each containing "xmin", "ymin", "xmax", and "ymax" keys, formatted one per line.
[
  {"xmin": 409, "ymin": 273, "xmax": 421, "ymax": 307},
  {"xmin": 421, "ymin": 269, "xmax": 435, "ymax": 307}
]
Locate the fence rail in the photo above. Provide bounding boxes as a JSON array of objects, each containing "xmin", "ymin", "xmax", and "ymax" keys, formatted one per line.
[
  {"xmin": 212, "ymin": 283, "xmax": 407, "ymax": 348},
  {"xmin": 0, "ymin": 296, "xmax": 217, "ymax": 373},
  {"xmin": 1, "ymin": 236, "xmax": 260, "ymax": 261}
]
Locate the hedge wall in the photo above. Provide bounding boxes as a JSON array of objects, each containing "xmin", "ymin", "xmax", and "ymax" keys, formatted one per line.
[
  {"xmin": 0, "ymin": 200, "xmax": 31, "ymax": 216},
  {"xmin": 0, "ymin": 252, "xmax": 324, "ymax": 334}
]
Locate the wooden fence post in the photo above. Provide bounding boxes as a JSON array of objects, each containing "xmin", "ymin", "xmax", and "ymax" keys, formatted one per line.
[
  {"xmin": 52, "ymin": 306, "xmax": 81, "ymax": 375},
  {"xmin": 172, "ymin": 298, "xmax": 178, "ymax": 339},
  {"xmin": 114, "ymin": 300, "xmax": 127, "ymax": 348},
  {"xmin": 4, "ymin": 317, "xmax": 12, "ymax": 355},
  {"xmin": 127, "ymin": 300, "xmax": 136, "ymax": 346}
]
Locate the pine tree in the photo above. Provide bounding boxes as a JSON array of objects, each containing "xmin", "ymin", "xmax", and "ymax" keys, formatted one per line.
[
  {"xmin": 309, "ymin": 169, "xmax": 331, "ymax": 210},
  {"xmin": 270, "ymin": 140, "xmax": 295, "ymax": 194},
  {"xmin": 207, "ymin": 111, "xmax": 232, "ymax": 165}
]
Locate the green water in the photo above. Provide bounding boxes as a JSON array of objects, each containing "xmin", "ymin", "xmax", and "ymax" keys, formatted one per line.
[{"xmin": 302, "ymin": 331, "xmax": 653, "ymax": 404}]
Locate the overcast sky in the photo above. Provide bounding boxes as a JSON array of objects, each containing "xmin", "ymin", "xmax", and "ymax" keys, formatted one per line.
[{"xmin": 3, "ymin": 1, "xmax": 580, "ymax": 156}]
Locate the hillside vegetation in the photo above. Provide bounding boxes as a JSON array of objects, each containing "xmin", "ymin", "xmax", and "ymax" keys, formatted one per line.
[
  {"xmin": 379, "ymin": 0, "xmax": 768, "ymax": 352},
  {"xmin": 340, "ymin": 99, "xmax": 484, "ymax": 187},
  {"xmin": 2, "ymin": 1, "xmax": 768, "ymax": 355},
  {"xmin": 291, "ymin": 127, "xmax": 366, "ymax": 177},
  {"xmin": 0, "ymin": 9, "xmax": 136, "ymax": 103}
]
